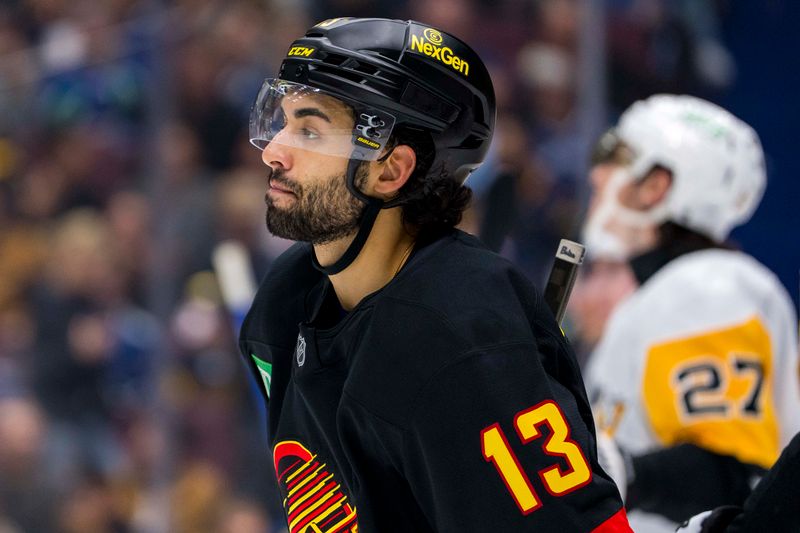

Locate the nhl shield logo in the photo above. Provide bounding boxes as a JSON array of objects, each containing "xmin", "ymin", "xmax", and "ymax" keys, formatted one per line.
[{"xmin": 295, "ymin": 334, "xmax": 306, "ymax": 367}]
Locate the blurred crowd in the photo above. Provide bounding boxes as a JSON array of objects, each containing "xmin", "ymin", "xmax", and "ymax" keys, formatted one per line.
[{"xmin": 0, "ymin": 0, "xmax": 735, "ymax": 531}]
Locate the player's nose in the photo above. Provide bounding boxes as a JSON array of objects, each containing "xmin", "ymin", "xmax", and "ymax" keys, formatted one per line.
[{"xmin": 261, "ymin": 139, "xmax": 293, "ymax": 172}]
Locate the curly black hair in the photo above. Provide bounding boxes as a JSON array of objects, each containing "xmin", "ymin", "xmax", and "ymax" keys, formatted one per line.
[{"xmin": 387, "ymin": 125, "xmax": 473, "ymax": 235}]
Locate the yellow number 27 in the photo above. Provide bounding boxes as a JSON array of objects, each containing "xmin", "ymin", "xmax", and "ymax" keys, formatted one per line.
[{"xmin": 481, "ymin": 400, "xmax": 592, "ymax": 514}]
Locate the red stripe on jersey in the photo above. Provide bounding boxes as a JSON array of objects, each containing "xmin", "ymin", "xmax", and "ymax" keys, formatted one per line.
[
  {"xmin": 294, "ymin": 494, "xmax": 346, "ymax": 532},
  {"xmin": 287, "ymin": 461, "xmax": 320, "ymax": 490},
  {"xmin": 328, "ymin": 509, "xmax": 358, "ymax": 533},
  {"xmin": 288, "ymin": 471, "xmax": 328, "ymax": 505},
  {"xmin": 591, "ymin": 508, "xmax": 633, "ymax": 532},
  {"xmin": 317, "ymin": 506, "xmax": 350, "ymax": 532},
  {"xmin": 288, "ymin": 481, "xmax": 339, "ymax": 523},
  {"xmin": 277, "ymin": 458, "xmax": 304, "ymax": 482}
]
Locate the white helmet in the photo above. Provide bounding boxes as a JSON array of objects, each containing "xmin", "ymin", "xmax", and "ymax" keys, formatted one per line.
[{"xmin": 615, "ymin": 94, "xmax": 766, "ymax": 242}]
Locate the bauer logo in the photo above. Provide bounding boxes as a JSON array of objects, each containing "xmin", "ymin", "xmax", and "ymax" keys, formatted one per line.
[
  {"xmin": 355, "ymin": 136, "xmax": 381, "ymax": 150},
  {"xmin": 287, "ymin": 46, "xmax": 315, "ymax": 57},
  {"xmin": 409, "ymin": 26, "xmax": 469, "ymax": 77}
]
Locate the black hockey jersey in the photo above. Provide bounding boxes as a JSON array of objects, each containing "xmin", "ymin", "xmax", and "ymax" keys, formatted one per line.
[{"xmin": 239, "ymin": 229, "xmax": 630, "ymax": 532}]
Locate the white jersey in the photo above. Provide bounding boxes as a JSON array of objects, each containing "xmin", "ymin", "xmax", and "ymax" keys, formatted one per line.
[{"xmin": 586, "ymin": 249, "xmax": 800, "ymax": 532}]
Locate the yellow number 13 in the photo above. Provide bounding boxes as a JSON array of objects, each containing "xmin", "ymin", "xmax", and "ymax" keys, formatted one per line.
[{"xmin": 481, "ymin": 400, "xmax": 592, "ymax": 514}]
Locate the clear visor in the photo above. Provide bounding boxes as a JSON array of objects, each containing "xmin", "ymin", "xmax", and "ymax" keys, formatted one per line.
[{"xmin": 249, "ymin": 79, "xmax": 396, "ymax": 161}]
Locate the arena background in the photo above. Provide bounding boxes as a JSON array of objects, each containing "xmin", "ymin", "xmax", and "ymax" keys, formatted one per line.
[{"xmin": 0, "ymin": 1, "xmax": 796, "ymax": 531}]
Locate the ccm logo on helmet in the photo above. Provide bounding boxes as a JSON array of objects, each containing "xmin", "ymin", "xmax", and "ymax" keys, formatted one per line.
[
  {"xmin": 287, "ymin": 46, "xmax": 315, "ymax": 57},
  {"xmin": 410, "ymin": 29, "xmax": 469, "ymax": 77}
]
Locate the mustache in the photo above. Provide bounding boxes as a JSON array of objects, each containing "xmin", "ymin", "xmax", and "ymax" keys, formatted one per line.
[{"xmin": 269, "ymin": 169, "xmax": 301, "ymax": 195}]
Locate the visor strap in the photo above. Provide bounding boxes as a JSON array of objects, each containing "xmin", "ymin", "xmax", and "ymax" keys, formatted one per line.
[
  {"xmin": 312, "ymin": 159, "xmax": 383, "ymax": 275},
  {"xmin": 344, "ymin": 156, "xmax": 372, "ymax": 203}
]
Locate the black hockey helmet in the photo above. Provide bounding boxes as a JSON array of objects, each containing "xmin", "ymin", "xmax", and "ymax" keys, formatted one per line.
[
  {"xmin": 250, "ymin": 17, "xmax": 496, "ymax": 185},
  {"xmin": 250, "ymin": 18, "xmax": 495, "ymax": 274}
]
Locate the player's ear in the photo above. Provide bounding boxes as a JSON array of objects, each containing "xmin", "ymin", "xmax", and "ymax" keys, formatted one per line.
[
  {"xmin": 639, "ymin": 167, "xmax": 672, "ymax": 209},
  {"xmin": 373, "ymin": 144, "xmax": 416, "ymax": 198}
]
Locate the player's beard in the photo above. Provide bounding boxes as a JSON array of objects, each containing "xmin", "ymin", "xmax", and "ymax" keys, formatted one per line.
[{"xmin": 265, "ymin": 165, "xmax": 369, "ymax": 244}]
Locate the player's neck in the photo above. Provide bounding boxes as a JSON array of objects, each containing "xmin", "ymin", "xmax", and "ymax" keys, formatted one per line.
[{"xmin": 314, "ymin": 207, "xmax": 415, "ymax": 311}]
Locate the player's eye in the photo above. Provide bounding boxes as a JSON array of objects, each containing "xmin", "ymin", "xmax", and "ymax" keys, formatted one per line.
[{"xmin": 300, "ymin": 127, "xmax": 320, "ymax": 140}]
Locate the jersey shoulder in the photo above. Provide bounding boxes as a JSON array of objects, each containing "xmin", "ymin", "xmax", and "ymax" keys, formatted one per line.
[
  {"xmin": 611, "ymin": 249, "xmax": 791, "ymax": 341},
  {"xmin": 645, "ymin": 249, "xmax": 785, "ymax": 304},
  {"xmin": 384, "ymin": 230, "xmax": 553, "ymax": 347},
  {"xmin": 240, "ymin": 241, "xmax": 322, "ymax": 350},
  {"xmin": 589, "ymin": 249, "xmax": 792, "ymax": 402},
  {"xmin": 345, "ymin": 231, "xmax": 571, "ymax": 427}
]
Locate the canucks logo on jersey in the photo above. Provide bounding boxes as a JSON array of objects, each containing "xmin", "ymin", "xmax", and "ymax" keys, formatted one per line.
[{"xmin": 273, "ymin": 440, "xmax": 358, "ymax": 532}]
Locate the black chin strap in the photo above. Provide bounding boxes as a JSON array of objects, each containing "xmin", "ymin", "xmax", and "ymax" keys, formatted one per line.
[
  {"xmin": 311, "ymin": 197, "xmax": 382, "ymax": 275},
  {"xmin": 311, "ymin": 158, "xmax": 387, "ymax": 275}
]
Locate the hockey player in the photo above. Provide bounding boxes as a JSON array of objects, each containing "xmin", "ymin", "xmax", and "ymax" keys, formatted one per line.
[
  {"xmin": 239, "ymin": 17, "xmax": 631, "ymax": 532},
  {"xmin": 582, "ymin": 94, "xmax": 800, "ymax": 532}
]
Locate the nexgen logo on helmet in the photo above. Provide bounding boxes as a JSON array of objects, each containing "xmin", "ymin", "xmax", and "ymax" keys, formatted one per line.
[
  {"xmin": 423, "ymin": 28, "xmax": 443, "ymax": 45},
  {"xmin": 409, "ymin": 26, "xmax": 470, "ymax": 77}
]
